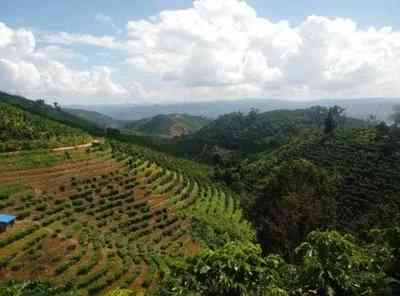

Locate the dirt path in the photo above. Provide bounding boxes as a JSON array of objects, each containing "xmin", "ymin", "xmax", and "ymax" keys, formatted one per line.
[
  {"xmin": 0, "ymin": 141, "xmax": 100, "ymax": 156},
  {"xmin": 51, "ymin": 142, "xmax": 93, "ymax": 152}
]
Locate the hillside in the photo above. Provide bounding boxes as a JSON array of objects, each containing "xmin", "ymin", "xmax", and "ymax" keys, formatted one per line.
[
  {"xmin": 174, "ymin": 107, "xmax": 365, "ymax": 160},
  {"xmin": 0, "ymin": 102, "xmax": 92, "ymax": 152},
  {"xmin": 237, "ymin": 126, "xmax": 400, "ymax": 250},
  {"xmin": 0, "ymin": 92, "xmax": 102, "ymax": 135},
  {"xmin": 65, "ymin": 108, "xmax": 124, "ymax": 129},
  {"xmin": 123, "ymin": 114, "xmax": 211, "ymax": 138},
  {"xmin": 0, "ymin": 141, "xmax": 253, "ymax": 295},
  {"xmin": 0, "ymin": 103, "xmax": 399, "ymax": 296}
]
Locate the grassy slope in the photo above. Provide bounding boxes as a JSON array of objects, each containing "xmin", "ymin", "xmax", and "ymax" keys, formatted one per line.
[{"xmin": 0, "ymin": 102, "xmax": 92, "ymax": 152}]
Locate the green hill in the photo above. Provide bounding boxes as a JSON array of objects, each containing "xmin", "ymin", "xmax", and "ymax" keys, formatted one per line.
[
  {"xmin": 65, "ymin": 108, "xmax": 124, "ymax": 129},
  {"xmin": 0, "ymin": 102, "xmax": 92, "ymax": 152},
  {"xmin": 123, "ymin": 114, "xmax": 211, "ymax": 138},
  {"xmin": 174, "ymin": 107, "xmax": 365, "ymax": 161},
  {"xmin": 0, "ymin": 91, "xmax": 102, "ymax": 135}
]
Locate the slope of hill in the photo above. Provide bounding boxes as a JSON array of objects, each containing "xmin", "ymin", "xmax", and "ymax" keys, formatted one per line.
[
  {"xmin": 65, "ymin": 108, "xmax": 124, "ymax": 129},
  {"xmin": 123, "ymin": 114, "xmax": 211, "ymax": 138},
  {"xmin": 243, "ymin": 126, "xmax": 400, "ymax": 236},
  {"xmin": 0, "ymin": 141, "xmax": 253, "ymax": 295},
  {"xmin": 0, "ymin": 102, "xmax": 92, "ymax": 152},
  {"xmin": 174, "ymin": 108, "xmax": 365, "ymax": 160},
  {"xmin": 0, "ymin": 91, "xmax": 102, "ymax": 135}
]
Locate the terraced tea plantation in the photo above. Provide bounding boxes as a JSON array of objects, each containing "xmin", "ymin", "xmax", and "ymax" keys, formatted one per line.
[{"xmin": 0, "ymin": 143, "xmax": 251, "ymax": 295}]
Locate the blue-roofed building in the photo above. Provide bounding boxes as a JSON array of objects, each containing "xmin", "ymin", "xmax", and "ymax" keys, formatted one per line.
[{"xmin": 0, "ymin": 214, "xmax": 16, "ymax": 232}]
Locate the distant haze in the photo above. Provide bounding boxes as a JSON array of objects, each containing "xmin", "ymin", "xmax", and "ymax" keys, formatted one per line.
[{"xmin": 67, "ymin": 97, "xmax": 400, "ymax": 122}]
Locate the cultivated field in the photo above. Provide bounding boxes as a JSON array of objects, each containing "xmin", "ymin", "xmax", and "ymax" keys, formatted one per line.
[{"xmin": 0, "ymin": 143, "xmax": 249, "ymax": 295}]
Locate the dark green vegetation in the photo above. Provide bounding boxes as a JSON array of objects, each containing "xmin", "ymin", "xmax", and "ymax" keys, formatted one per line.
[
  {"xmin": 173, "ymin": 107, "xmax": 363, "ymax": 161},
  {"xmin": 237, "ymin": 126, "xmax": 400, "ymax": 256},
  {"xmin": 155, "ymin": 228, "xmax": 399, "ymax": 296},
  {"xmin": 123, "ymin": 114, "xmax": 211, "ymax": 138},
  {"xmin": 1, "ymin": 92, "xmax": 400, "ymax": 296},
  {"xmin": 0, "ymin": 102, "xmax": 92, "ymax": 152}
]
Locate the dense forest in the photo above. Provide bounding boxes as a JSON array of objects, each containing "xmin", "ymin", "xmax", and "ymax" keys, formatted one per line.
[{"xmin": 0, "ymin": 92, "xmax": 400, "ymax": 296}]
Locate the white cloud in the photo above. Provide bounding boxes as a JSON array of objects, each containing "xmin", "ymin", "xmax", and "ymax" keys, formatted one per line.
[
  {"xmin": 40, "ymin": 32, "xmax": 122, "ymax": 49},
  {"xmin": 0, "ymin": 22, "xmax": 35, "ymax": 58},
  {"xmin": 0, "ymin": 22, "xmax": 138, "ymax": 104},
  {"xmin": 1, "ymin": 0, "xmax": 400, "ymax": 104},
  {"xmin": 124, "ymin": 0, "xmax": 400, "ymax": 101}
]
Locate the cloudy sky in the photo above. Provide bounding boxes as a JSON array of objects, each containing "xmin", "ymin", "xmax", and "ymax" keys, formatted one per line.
[{"xmin": 1, "ymin": 0, "xmax": 400, "ymax": 105}]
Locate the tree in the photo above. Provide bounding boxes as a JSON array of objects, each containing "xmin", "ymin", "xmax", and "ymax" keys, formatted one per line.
[
  {"xmin": 309, "ymin": 106, "xmax": 328, "ymax": 128},
  {"xmin": 390, "ymin": 105, "xmax": 400, "ymax": 127},
  {"xmin": 53, "ymin": 102, "xmax": 61, "ymax": 111},
  {"xmin": 324, "ymin": 109, "xmax": 337, "ymax": 134},
  {"xmin": 253, "ymin": 159, "xmax": 339, "ymax": 260}
]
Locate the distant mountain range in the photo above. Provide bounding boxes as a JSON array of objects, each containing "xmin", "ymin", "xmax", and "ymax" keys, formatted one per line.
[
  {"xmin": 64, "ymin": 107, "xmax": 210, "ymax": 138},
  {"xmin": 66, "ymin": 97, "xmax": 400, "ymax": 122}
]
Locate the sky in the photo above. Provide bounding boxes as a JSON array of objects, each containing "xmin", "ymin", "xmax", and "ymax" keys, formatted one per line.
[{"xmin": 1, "ymin": 0, "xmax": 400, "ymax": 105}]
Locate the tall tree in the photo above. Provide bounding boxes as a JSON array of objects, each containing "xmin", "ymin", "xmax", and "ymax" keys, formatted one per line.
[
  {"xmin": 324, "ymin": 109, "xmax": 337, "ymax": 134},
  {"xmin": 390, "ymin": 105, "xmax": 400, "ymax": 127},
  {"xmin": 253, "ymin": 159, "xmax": 339, "ymax": 260}
]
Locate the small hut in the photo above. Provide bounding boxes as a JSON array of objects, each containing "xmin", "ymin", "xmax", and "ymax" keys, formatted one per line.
[{"xmin": 0, "ymin": 214, "xmax": 16, "ymax": 232}]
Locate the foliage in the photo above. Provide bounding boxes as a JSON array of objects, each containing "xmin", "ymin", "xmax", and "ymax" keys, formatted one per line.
[
  {"xmin": 253, "ymin": 159, "xmax": 339, "ymax": 259},
  {"xmin": 154, "ymin": 229, "xmax": 397, "ymax": 296},
  {"xmin": 154, "ymin": 242, "xmax": 290, "ymax": 296},
  {"xmin": 0, "ymin": 281, "xmax": 79, "ymax": 296},
  {"xmin": 370, "ymin": 227, "xmax": 400, "ymax": 279},
  {"xmin": 182, "ymin": 190, "xmax": 255, "ymax": 248},
  {"xmin": 295, "ymin": 230, "xmax": 392, "ymax": 296},
  {"xmin": 243, "ymin": 126, "xmax": 400, "ymax": 246}
]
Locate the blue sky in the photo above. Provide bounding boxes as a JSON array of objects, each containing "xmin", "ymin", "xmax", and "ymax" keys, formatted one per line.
[
  {"xmin": 1, "ymin": 0, "xmax": 400, "ymax": 104},
  {"xmin": 3, "ymin": 0, "xmax": 399, "ymax": 33}
]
